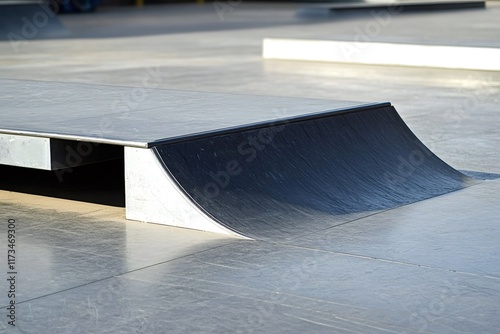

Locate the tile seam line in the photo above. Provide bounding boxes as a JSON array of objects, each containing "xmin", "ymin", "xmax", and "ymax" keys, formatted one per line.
[
  {"xmin": 272, "ymin": 242, "xmax": 500, "ymax": 281},
  {"xmin": 0, "ymin": 241, "xmax": 237, "ymax": 309}
]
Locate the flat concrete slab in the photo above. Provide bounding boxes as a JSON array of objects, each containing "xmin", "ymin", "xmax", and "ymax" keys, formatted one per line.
[
  {"xmin": 1, "ymin": 179, "xmax": 499, "ymax": 332},
  {"xmin": 0, "ymin": 79, "xmax": 383, "ymax": 147}
]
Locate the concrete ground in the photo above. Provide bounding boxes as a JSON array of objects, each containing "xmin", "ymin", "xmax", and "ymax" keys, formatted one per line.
[{"xmin": 0, "ymin": 2, "xmax": 499, "ymax": 333}]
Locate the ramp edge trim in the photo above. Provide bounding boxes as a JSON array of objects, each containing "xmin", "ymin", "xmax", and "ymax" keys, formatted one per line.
[
  {"xmin": 0, "ymin": 102, "xmax": 390, "ymax": 149},
  {"xmin": 147, "ymin": 102, "xmax": 391, "ymax": 147}
]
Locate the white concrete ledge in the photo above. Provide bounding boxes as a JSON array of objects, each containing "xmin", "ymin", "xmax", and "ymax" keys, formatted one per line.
[{"xmin": 263, "ymin": 38, "xmax": 500, "ymax": 71}]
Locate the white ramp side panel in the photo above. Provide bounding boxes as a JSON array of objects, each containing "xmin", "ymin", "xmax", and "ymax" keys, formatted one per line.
[
  {"xmin": 263, "ymin": 38, "xmax": 500, "ymax": 71},
  {"xmin": 124, "ymin": 147, "xmax": 244, "ymax": 237}
]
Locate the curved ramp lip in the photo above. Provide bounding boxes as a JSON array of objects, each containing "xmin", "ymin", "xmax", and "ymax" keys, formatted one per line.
[
  {"xmin": 152, "ymin": 104, "xmax": 476, "ymax": 239},
  {"xmin": 147, "ymin": 102, "xmax": 391, "ymax": 147},
  {"xmin": 387, "ymin": 108, "xmax": 473, "ymax": 182},
  {"xmin": 151, "ymin": 103, "xmax": 396, "ymax": 239}
]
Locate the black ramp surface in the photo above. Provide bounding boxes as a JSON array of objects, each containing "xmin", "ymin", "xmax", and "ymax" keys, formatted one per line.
[{"xmin": 154, "ymin": 105, "xmax": 474, "ymax": 240}]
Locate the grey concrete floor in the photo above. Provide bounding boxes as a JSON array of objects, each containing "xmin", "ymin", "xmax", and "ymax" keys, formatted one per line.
[{"xmin": 1, "ymin": 2, "xmax": 500, "ymax": 333}]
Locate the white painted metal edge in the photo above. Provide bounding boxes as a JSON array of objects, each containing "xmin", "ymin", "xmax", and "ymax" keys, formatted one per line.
[
  {"xmin": 0, "ymin": 129, "xmax": 149, "ymax": 148},
  {"xmin": 125, "ymin": 147, "xmax": 248, "ymax": 238},
  {"xmin": 0, "ymin": 133, "xmax": 51, "ymax": 170},
  {"xmin": 263, "ymin": 38, "xmax": 500, "ymax": 71}
]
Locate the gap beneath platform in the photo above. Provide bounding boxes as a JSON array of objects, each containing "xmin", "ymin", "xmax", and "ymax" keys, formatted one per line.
[{"xmin": 0, "ymin": 158, "xmax": 125, "ymax": 207}]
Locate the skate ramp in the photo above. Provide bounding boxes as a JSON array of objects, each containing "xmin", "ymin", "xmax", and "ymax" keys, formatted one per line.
[
  {"xmin": 154, "ymin": 105, "xmax": 473, "ymax": 240},
  {"xmin": 0, "ymin": 79, "xmax": 474, "ymax": 239}
]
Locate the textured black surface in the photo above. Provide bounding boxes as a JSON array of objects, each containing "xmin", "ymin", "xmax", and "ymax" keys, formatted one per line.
[{"xmin": 155, "ymin": 105, "xmax": 473, "ymax": 240}]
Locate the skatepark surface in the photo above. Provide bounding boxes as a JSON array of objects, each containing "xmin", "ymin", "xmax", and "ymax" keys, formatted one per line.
[{"xmin": 1, "ymin": 2, "xmax": 500, "ymax": 333}]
